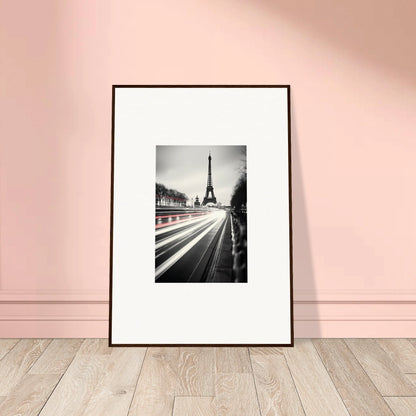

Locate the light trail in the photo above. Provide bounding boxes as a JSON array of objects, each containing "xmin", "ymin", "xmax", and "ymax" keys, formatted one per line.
[
  {"xmin": 155, "ymin": 211, "xmax": 226, "ymax": 280},
  {"xmin": 155, "ymin": 222, "xmax": 211, "ymax": 259},
  {"xmin": 156, "ymin": 217, "xmax": 198, "ymax": 229},
  {"xmin": 156, "ymin": 213, "xmax": 218, "ymax": 250},
  {"xmin": 155, "ymin": 212, "xmax": 216, "ymax": 236},
  {"xmin": 155, "ymin": 212, "xmax": 207, "ymax": 219}
]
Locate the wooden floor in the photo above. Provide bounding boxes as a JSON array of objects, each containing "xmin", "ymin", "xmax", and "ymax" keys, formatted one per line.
[{"xmin": 1, "ymin": 339, "xmax": 416, "ymax": 415}]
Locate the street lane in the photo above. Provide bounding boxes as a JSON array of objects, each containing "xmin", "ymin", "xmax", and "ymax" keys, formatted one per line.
[{"xmin": 155, "ymin": 209, "xmax": 229, "ymax": 282}]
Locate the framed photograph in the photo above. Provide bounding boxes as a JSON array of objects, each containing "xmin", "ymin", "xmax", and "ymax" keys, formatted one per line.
[{"xmin": 110, "ymin": 85, "xmax": 293, "ymax": 346}]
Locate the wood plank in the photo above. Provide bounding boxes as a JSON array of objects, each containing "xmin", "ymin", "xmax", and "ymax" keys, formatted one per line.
[
  {"xmin": 407, "ymin": 339, "xmax": 416, "ymax": 351},
  {"xmin": 384, "ymin": 397, "xmax": 416, "ymax": 416},
  {"xmin": 313, "ymin": 339, "xmax": 394, "ymax": 416},
  {"xmin": 176, "ymin": 348, "xmax": 215, "ymax": 396},
  {"xmin": 214, "ymin": 373, "xmax": 261, "ymax": 416},
  {"xmin": 377, "ymin": 339, "xmax": 416, "ymax": 373},
  {"xmin": 0, "ymin": 339, "xmax": 51, "ymax": 396},
  {"xmin": 345, "ymin": 339, "xmax": 416, "ymax": 396},
  {"xmin": 29, "ymin": 339, "xmax": 84, "ymax": 375},
  {"xmin": 38, "ymin": 353, "xmax": 108, "ymax": 415},
  {"xmin": 215, "ymin": 348, "xmax": 251, "ymax": 373},
  {"xmin": 249, "ymin": 347, "xmax": 283, "ymax": 356},
  {"xmin": 128, "ymin": 347, "xmax": 179, "ymax": 416},
  {"xmin": 0, "ymin": 374, "xmax": 61, "ymax": 416},
  {"xmin": 0, "ymin": 339, "xmax": 19, "ymax": 360},
  {"xmin": 78, "ymin": 338, "xmax": 111, "ymax": 355},
  {"xmin": 251, "ymin": 351, "xmax": 305, "ymax": 415},
  {"xmin": 173, "ymin": 397, "xmax": 216, "ymax": 416},
  {"xmin": 80, "ymin": 347, "xmax": 146, "ymax": 416},
  {"xmin": 284, "ymin": 339, "xmax": 350, "ymax": 415},
  {"xmin": 405, "ymin": 373, "xmax": 416, "ymax": 386}
]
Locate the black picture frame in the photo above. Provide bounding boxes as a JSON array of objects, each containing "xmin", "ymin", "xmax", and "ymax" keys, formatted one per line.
[{"xmin": 109, "ymin": 85, "xmax": 293, "ymax": 347}]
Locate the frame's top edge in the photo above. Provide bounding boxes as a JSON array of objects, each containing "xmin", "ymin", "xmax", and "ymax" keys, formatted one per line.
[{"xmin": 112, "ymin": 84, "xmax": 290, "ymax": 88}]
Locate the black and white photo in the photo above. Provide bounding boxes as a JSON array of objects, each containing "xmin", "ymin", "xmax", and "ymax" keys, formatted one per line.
[{"xmin": 155, "ymin": 145, "xmax": 247, "ymax": 283}]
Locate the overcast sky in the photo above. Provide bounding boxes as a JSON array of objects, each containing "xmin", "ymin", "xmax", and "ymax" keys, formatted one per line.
[{"xmin": 156, "ymin": 145, "xmax": 246, "ymax": 205}]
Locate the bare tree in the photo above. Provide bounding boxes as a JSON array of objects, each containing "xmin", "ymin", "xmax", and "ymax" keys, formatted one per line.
[{"xmin": 156, "ymin": 183, "xmax": 188, "ymax": 207}]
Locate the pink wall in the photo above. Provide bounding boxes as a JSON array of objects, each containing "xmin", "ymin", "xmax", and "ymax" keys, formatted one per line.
[{"xmin": 1, "ymin": 0, "xmax": 416, "ymax": 337}]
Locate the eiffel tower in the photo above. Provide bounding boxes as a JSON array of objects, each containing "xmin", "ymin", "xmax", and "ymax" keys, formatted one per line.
[{"xmin": 202, "ymin": 152, "xmax": 217, "ymax": 206}]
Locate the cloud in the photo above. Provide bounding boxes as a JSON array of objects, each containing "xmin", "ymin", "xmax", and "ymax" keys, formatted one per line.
[{"xmin": 156, "ymin": 145, "xmax": 246, "ymax": 204}]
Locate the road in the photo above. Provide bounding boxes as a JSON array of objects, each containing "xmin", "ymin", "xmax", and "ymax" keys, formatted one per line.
[{"xmin": 155, "ymin": 208, "xmax": 233, "ymax": 283}]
